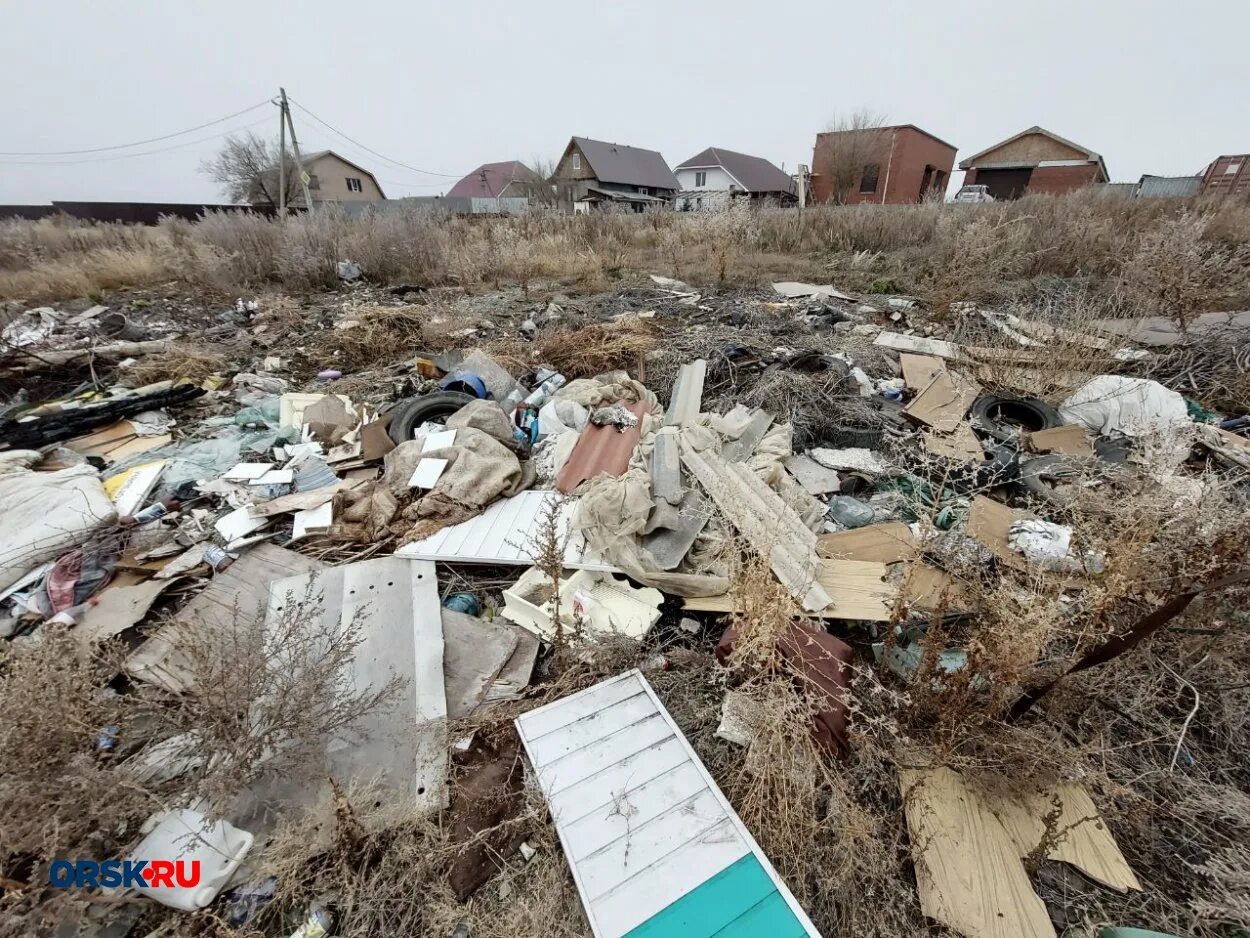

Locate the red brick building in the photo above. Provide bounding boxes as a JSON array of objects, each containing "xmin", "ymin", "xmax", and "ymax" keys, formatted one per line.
[
  {"xmin": 810, "ymin": 124, "xmax": 956, "ymax": 205},
  {"xmin": 958, "ymin": 126, "xmax": 1108, "ymax": 199},
  {"xmin": 1199, "ymin": 155, "xmax": 1250, "ymax": 197}
]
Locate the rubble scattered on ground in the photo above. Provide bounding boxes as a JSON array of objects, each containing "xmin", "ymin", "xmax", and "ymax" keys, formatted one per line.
[{"xmin": 1, "ymin": 271, "xmax": 1248, "ymax": 938}]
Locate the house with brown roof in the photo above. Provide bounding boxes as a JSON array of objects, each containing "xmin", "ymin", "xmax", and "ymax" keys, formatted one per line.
[
  {"xmin": 551, "ymin": 137, "xmax": 679, "ymax": 213},
  {"xmin": 811, "ymin": 125, "xmax": 955, "ymax": 205},
  {"xmin": 446, "ymin": 161, "xmax": 548, "ymax": 201},
  {"xmin": 959, "ymin": 127, "xmax": 1108, "ymax": 199},
  {"xmin": 673, "ymin": 147, "xmax": 796, "ymax": 210},
  {"xmin": 298, "ymin": 150, "xmax": 385, "ymax": 204}
]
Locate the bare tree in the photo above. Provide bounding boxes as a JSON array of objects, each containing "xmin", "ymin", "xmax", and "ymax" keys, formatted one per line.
[
  {"xmin": 815, "ymin": 109, "xmax": 892, "ymax": 204},
  {"xmin": 510, "ymin": 155, "xmax": 558, "ymax": 208},
  {"xmin": 201, "ymin": 131, "xmax": 302, "ymax": 207}
]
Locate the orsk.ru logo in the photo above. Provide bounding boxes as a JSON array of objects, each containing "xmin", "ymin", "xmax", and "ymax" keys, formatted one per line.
[{"xmin": 48, "ymin": 860, "xmax": 201, "ymax": 889}]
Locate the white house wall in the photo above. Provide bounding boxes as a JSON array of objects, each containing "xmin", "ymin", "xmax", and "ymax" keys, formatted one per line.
[{"xmin": 675, "ymin": 166, "xmax": 740, "ymax": 191}]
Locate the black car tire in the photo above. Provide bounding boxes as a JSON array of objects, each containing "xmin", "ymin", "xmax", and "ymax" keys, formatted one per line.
[
  {"xmin": 387, "ymin": 391, "xmax": 477, "ymax": 444},
  {"xmin": 970, "ymin": 394, "xmax": 1063, "ymax": 443}
]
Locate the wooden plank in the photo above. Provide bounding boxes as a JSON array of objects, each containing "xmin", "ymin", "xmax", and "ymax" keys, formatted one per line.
[
  {"xmin": 904, "ymin": 369, "xmax": 980, "ymax": 433},
  {"xmin": 580, "ymin": 792, "xmax": 731, "ymax": 899},
  {"xmin": 563, "ymin": 762, "xmax": 707, "ymax": 860},
  {"xmin": 1027, "ymin": 424, "xmax": 1094, "ymax": 456},
  {"xmin": 991, "ymin": 784, "xmax": 1140, "ymax": 893},
  {"xmin": 684, "ymin": 559, "xmax": 893, "ymax": 621},
  {"xmin": 537, "ymin": 714, "xmax": 674, "ymax": 795},
  {"xmin": 965, "ymin": 495, "xmax": 1028, "ymax": 571},
  {"xmin": 592, "ymin": 820, "xmax": 751, "ymax": 937},
  {"xmin": 624, "ymin": 855, "xmax": 781, "ymax": 938},
  {"xmin": 900, "ymin": 354, "xmax": 945, "ymax": 390},
  {"xmin": 526, "ymin": 692, "xmax": 657, "ymax": 765},
  {"xmin": 816, "ymin": 523, "xmax": 916, "ymax": 563},
  {"xmin": 519, "ymin": 671, "xmax": 644, "ymax": 740},
  {"xmin": 900, "ymin": 767, "xmax": 1056, "ymax": 938},
  {"xmin": 549, "ymin": 737, "xmax": 691, "ymax": 825},
  {"xmin": 901, "ymin": 564, "xmax": 974, "ymax": 612}
]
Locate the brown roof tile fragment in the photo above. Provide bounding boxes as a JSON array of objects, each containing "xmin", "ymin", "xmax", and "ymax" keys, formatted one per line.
[{"xmin": 554, "ymin": 400, "xmax": 649, "ymax": 494}]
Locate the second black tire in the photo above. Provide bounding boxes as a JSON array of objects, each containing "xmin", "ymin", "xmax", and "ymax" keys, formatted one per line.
[{"xmin": 387, "ymin": 391, "xmax": 478, "ymax": 444}]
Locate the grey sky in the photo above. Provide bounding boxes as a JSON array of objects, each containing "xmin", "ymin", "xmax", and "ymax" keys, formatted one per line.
[{"xmin": 1, "ymin": 0, "xmax": 1242, "ymax": 204}]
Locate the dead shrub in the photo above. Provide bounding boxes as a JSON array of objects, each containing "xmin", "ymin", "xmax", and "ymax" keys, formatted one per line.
[
  {"xmin": 306, "ymin": 303, "xmax": 429, "ymax": 371},
  {"xmin": 534, "ymin": 319, "xmax": 660, "ymax": 378}
]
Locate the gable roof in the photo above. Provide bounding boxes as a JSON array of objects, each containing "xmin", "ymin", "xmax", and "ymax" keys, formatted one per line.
[
  {"xmin": 959, "ymin": 126, "xmax": 1102, "ymax": 169},
  {"xmin": 816, "ymin": 124, "xmax": 957, "ymax": 153},
  {"xmin": 446, "ymin": 161, "xmax": 544, "ymax": 199},
  {"xmin": 302, "ymin": 150, "xmax": 386, "ymax": 197},
  {"xmin": 571, "ymin": 137, "xmax": 679, "ymax": 190},
  {"xmin": 675, "ymin": 147, "xmax": 795, "ymax": 194}
]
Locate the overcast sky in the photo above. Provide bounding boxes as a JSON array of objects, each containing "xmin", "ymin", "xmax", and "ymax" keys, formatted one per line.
[{"xmin": 1, "ymin": 0, "xmax": 1243, "ymax": 204}]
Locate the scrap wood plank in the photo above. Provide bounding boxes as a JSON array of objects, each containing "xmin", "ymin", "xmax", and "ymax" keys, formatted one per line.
[
  {"xmin": 681, "ymin": 443, "xmax": 830, "ymax": 612},
  {"xmin": 900, "ymin": 564, "xmax": 975, "ymax": 612},
  {"xmin": 125, "ymin": 544, "xmax": 326, "ymax": 694},
  {"xmin": 516, "ymin": 670, "xmax": 821, "ymax": 938},
  {"xmin": 874, "ymin": 331, "xmax": 960, "ymax": 359},
  {"xmin": 899, "ymin": 354, "xmax": 946, "ymax": 391},
  {"xmin": 923, "ymin": 422, "xmax": 985, "ymax": 461},
  {"xmin": 904, "ymin": 367, "xmax": 980, "ymax": 433},
  {"xmin": 900, "ymin": 767, "xmax": 1056, "ymax": 938},
  {"xmin": 1027, "ymin": 424, "xmax": 1094, "ymax": 457},
  {"xmin": 267, "ymin": 556, "xmax": 448, "ymax": 820},
  {"xmin": 817, "ymin": 522, "xmax": 916, "ymax": 563},
  {"xmin": 684, "ymin": 558, "xmax": 893, "ymax": 621}
]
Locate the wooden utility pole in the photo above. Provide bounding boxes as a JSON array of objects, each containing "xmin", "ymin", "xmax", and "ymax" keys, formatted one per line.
[
  {"xmin": 277, "ymin": 93, "xmax": 287, "ymax": 217},
  {"xmin": 279, "ymin": 87, "xmax": 315, "ymax": 216}
]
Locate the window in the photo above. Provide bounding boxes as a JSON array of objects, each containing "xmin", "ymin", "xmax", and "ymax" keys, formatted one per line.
[
  {"xmin": 639, "ymin": 187, "xmax": 649, "ymax": 196},
  {"xmin": 345, "ymin": 177, "xmax": 363, "ymax": 193},
  {"xmin": 695, "ymin": 171, "xmax": 707, "ymax": 187},
  {"xmin": 571, "ymin": 153, "xmax": 581, "ymax": 170},
  {"xmin": 1227, "ymin": 162, "xmax": 1243, "ymax": 175},
  {"xmin": 859, "ymin": 163, "xmax": 880, "ymax": 194},
  {"xmin": 308, "ymin": 174, "xmax": 320, "ymax": 190}
]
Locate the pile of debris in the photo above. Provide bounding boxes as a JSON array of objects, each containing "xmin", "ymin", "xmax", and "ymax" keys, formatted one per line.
[{"xmin": 1, "ymin": 278, "xmax": 1247, "ymax": 938}]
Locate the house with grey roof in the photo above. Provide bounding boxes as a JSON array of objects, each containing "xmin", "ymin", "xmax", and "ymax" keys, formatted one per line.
[
  {"xmin": 673, "ymin": 147, "xmax": 797, "ymax": 211},
  {"xmin": 551, "ymin": 137, "xmax": 679, "ymax": 213}
]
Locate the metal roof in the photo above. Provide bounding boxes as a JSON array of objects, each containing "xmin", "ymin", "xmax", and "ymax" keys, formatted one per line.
[
  {"xmin": 446, "ymin": 161, "xmax": 543, "ymax": 199},
  {"xmin": 1137, "ymin": 174, "xmax": 1203, "ymax": 198},
  {"xmin": 675, "ymin": 147, "xmax": 795, "ymax": 194},
  {"xmin": 572, "ymin": 137, "xmax": 679, "ymax": 191}
]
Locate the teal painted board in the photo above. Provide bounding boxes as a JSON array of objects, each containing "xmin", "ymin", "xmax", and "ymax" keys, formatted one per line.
[
  {"xmin": 711, "ymin": 890, "xmax": 809, "ymax": 937},
  {"xmin": 623, "ymin": 854, "xmax": 777, "ymax": 938},
  {"xmin": 516, "ymin": 670, "xmax": 821, "ymax": 938}
]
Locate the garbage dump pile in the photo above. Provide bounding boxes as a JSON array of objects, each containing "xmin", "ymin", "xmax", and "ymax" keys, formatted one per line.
[{"xmin": 1, "ymin": 278, "xmax": 1248, "ymax": 938}]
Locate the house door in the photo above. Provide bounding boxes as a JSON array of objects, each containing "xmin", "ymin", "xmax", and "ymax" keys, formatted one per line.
[
  {"xmin": 919, "ymin": 165, "xmax": 934, "ymax": 200},
  {"xmin": 976, "ymin": 168, "xmax": 1033, "ymax": 200}
]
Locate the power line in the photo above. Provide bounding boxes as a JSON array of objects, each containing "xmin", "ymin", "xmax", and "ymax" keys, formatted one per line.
[
  {"xmin": 0, "ymin": 100, "xmax": 272, "ymax": 157},
  {"xmin": 288, "ymin": 98, "xmax": 463, "ymax": 178},
  {"xmin": 0, "ymin": 116, "xmax": 273, "ymax": 166}
]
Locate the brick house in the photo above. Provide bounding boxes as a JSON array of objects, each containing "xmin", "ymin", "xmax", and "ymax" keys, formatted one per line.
[
  {"xmin": 1199, "ymin": 155, "xmax": 1250, "ymax": 197},
  {"xmin": 551, "ymin": 137, "xmax": 679, "ymax": 213},
  {"xmin": 810, "ymin": 125, "xmax": 956, "ymax": 205},
  {"xmin": 958, "ymin": 127, "xmax": 1108, "ymax": 199}
]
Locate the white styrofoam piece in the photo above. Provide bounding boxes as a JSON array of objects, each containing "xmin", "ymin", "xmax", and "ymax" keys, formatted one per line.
[
  {"xmin": 516, "ymin": 671, "xmax": 820, "ymax": 938},
  {"xmin": 291, "ymin": 501, "xmax": 333, "ymax": 540},
  {"xmin": 394, "ymin": 490, "xmax": 616, "ymax": 571},
  {"xmin": 215, "ymin": 505, "xmax": 269, "ymax": 542},
  {"xmin": 408, "ymin": 457, "xmax": 449, "ymax": 490},
  {"xmin": 501, "ymin": 568, "xmax": 662, "ymax": 642},
  {"xmin": 278, "ymin": 393, "xmax": 354, "ymax": 429},
  {"xmin": 128, "ymin": 807, "xmax": 253, "ymax": 910},
  {"xmin": 421, "ymin": 429, "xmax": 458, "ymax": 453},
  {"xmin": 250, "ymin": 468, "xmax": 294, "ymax": 486},
  {"xmin": 223, "ymin": 462, "xmax": 274, "ymax": 481}
]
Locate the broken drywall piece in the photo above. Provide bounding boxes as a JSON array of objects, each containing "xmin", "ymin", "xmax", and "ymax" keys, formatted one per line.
[
  {"xmin": 267, "ymin": 556, "xmax": 448, "ymax": 821},
  {"xmin": 650, "ymin": 426, "xmax": 683, "ymax": 504},
  {"xmin": 663, "ymin": 359, "xmax": 707, "ymax": 427},
  {"xmin": 808, "ymin": 447, "xmax": 887, "ymax": 474},
  {"xmin": 715, "ymin": 690, "xmax": 760, "ymax": 747},
  {"xmin": 772, "ymin": 280, "xmax": 852, "ymax": 302},
  {"xmin": 291, "ymin": 501, "xmax": 333, "ymax": 540},
  {"xmin": 408, "ymin": 457, "xmax": 449, "ymax": 489},
  {"xmin": 250, "ymin": 468, "xmax": 294, "ymax": 486},
  {"xmin": 278, "ymin": 392, "xmax": 354, "ymax": 430},
  {"xmin": 224, "ymin": 462, "xmax": 274, "ymax": 481},
  {"xmin": 682, "ymin": 443, "xmax": 830, "ymax": 612},
  {"xmin": 874, "ymin": 331, "xmax": 960, "ymax": 359},
  {"xmin": 515, "ymin": 670, "xmax": 822, "ymax": 938},
  {"xmin": 783, "ymin": 454, "xmax": 842, "ymax": 496},
  {"xmin": 214, "ymin": 505, "xmax": 270, "ymax": 542}
]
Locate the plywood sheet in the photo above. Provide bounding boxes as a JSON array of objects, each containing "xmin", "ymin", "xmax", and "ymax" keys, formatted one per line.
[
  {"xmin": 684, "ymin": 558, "xmax": 893, "ymax": 621},
  {"xmin": 900, "ymin": 354, "xmax": 946, "ymax": 390},
  {"xmin": 441, "ymin": 607, "xmax": 518, "ymax": 720},
  {"xmin": 1028, "ymin": 425, "xmax": 1094, "ymax": 457},
  {"xmin": 901, "ymin": 564, "xmax": 975, "ymax": 612},
  {"xmin": 817, "ymin": 522, "xmax": 916, "ymax": 563},
  {"xmin": 905, "ymin": 369, "xmax": 980, "ymax": 433},
  {"xmin": 516, "ymin": 670, "xmax": 820, "ymax": 938},
  {"xmin": 924, "ymin": 423, "xmax": 985, "ymax": 461},
  {"xmin": 900, "ymin": 767, "xmax": 1056, "ymax": 938}
]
